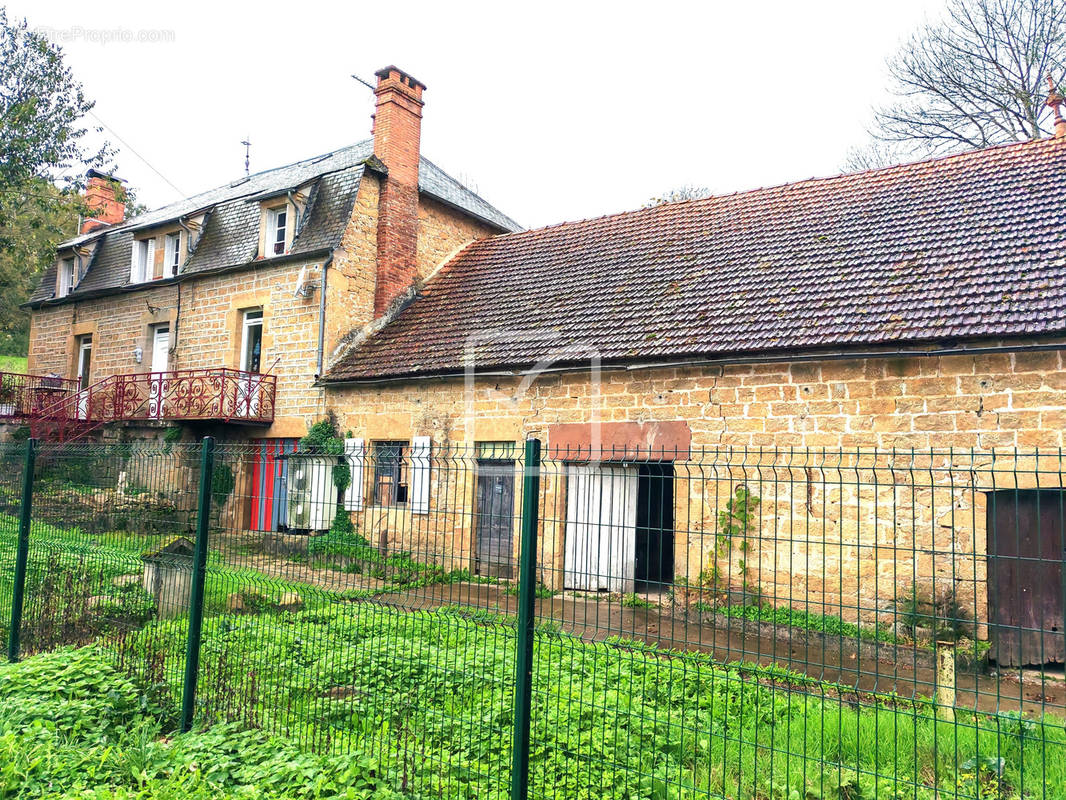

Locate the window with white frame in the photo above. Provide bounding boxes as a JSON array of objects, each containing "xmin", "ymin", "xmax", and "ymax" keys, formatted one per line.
[
  {"xmin": 164, "ymin": 232, "xmax": 181, "ymax": 277},
  {"xmin": 130, "ymin": 238, "xmax": 155, "ymax": 283},
  {"xmin": 266, "ymin": 205, "xmax": 287, "ymax": 257},
  {"xmin": 57, "ymin": 256, "xmax": 75, "ymax": 298}
]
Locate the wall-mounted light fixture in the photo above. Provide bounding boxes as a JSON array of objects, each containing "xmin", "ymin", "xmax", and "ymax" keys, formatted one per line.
[{"xmin": 133, "ymin": 347, "xmax": 143, "ymax": 364}]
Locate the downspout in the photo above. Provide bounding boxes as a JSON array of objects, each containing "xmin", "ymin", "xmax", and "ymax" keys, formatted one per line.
[
  {"xmin": 173, "ymin": 283, "xmax": 182, "ymax": 361},
  {"xmin": 174, "ymin": 217, "xmax": 195, "ymax": 359},
  {"xmin": 286, "ymin": 190, "xmax": 301, "ymax": 232},
  {"xmin": 315, "ymin": 254, "xmax": 333, "ymax": 379}
]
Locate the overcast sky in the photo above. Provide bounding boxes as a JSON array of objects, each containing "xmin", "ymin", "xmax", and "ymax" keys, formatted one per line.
[{"xmin": 15, "ymin": 0, "xmax": 943, "ymax": 230}]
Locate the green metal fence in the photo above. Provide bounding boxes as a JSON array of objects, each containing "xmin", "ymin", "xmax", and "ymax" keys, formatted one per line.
[{"xmin": 3, "ymin": 437, "xmax": 1066, "ymax": 799}]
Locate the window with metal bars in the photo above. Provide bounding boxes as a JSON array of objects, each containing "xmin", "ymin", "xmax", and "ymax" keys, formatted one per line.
[{"xmin": 372, "ymin": 440, "xmax": 409, "ymax": 506}]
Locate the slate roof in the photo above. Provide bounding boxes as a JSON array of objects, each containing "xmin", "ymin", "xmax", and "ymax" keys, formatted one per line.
[
  {"xmin": 324, "ymin": 137, "xmax": 1066, "ymax": 382},
  {"xmin": 29, "ymin": 141, "xmax": 520, "ymax": 305}
]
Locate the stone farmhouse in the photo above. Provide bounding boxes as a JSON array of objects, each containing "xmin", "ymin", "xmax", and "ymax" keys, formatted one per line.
[{"xmin": 14, "ymin": 66, "xmax": 1066, "ymax": 664}]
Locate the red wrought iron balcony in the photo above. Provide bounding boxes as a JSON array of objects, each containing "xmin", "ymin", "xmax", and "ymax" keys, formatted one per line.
[
  {"xmin": 102, "ymin": 368, "xmax": 276, "ymax": 424},
  {"xmin": 27, "ymin": 368, "xmax": 276, "ymax": 441}
]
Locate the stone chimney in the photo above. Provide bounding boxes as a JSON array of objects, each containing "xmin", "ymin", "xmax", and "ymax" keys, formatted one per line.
[
  {"xmin": 81, "ymin": 169, "xmax": 126, "ymax": 234},
  {"xmin": 372, "ymin": 65, "xmax": 426, "ymax": 316}
]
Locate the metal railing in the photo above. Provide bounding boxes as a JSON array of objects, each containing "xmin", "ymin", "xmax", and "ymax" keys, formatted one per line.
[
  {"xmin": 0, "ymin": 371, "xmax": 80, "ymax": 422},
  {"xmin": 103, "ymin": 368, "xmax": 276, "ymax": 424},
  {"xmin": 3, "ymin": 439, "xmax": 1066, "ymax": 799},
  {"xmin": 27, "ymin": 368, "xmax": 275, "ymax": 440}
]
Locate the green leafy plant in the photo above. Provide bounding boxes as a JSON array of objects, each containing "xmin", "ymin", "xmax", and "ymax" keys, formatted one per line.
[
  {"xmin": 504, "ymin": 582, "xmax": 556, "ymax": 599},
  {"xmin": 211, "ymin": 461, "xmax": 236, "ymax": 509},
  {"xmin": 620, "ymin": 593, "xmax": 654, "ymax": 609},
  {"xmin": 895, "ymin": 585, "xmax": 974, "ymax": 642},
  {"xmin": 712, "ymin": 483, "xmax": 762, "ymax": 601},
  {"xmin": 300, "ymin": 417, "xmax": 353, "ymax": 535},
  {"xmin": 957, "ymin": 755, "xmax": 1012, "ymax": 800}
]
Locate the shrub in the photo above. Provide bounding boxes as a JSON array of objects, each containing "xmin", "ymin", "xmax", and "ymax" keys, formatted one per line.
[{"xmin": 895, "ymin": 585, "xmax": 974, "ymax": 642}]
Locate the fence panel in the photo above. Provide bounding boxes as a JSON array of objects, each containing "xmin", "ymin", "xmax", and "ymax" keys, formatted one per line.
[
  {"xmin": 529, "ymin": 445, "xmax": 1066, "ymax": 799},
  {"xmin": 1, "ymin": 439, "xmax": 1064, "ymax": 799},
  {"xmin": 0, "ymin": 440, "xmax": 28, "ymax": 652},
  {"xmin": 6, "ymin": 441, "xmax": 207, "ymax": 724}
]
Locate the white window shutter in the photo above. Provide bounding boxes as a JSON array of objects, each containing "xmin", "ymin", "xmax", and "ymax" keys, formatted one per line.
[
  {"xmin": 410, "ymin": 436, "xmax": 431, "ymax": 515},
  {"xmin": 343, "ymin": 438, "xmax": 365, "ymax": 511},
  {"xmin": 130, "ymin": 241, "xmax": 141, "ymax": 283},
  {"xmin": 145, "ymin": 239, "xmax": 156, "ymax": 279}
]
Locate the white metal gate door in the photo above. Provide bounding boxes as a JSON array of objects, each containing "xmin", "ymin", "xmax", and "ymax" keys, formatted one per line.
[{"xmin": 564, "ymin": 464, "xmax": 638, "ymax": 592}]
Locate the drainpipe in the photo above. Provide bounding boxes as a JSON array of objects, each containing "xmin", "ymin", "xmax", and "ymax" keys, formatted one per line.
[
  {"xmin": 173, "ymin": 283, "xmax": 182, "ymax": 362},
  {"xmin": 286, "ymin": 190, "xmax": 301, "ymax": 233},
  {"xmin": 315, "ymin": 254, "xmax": 333, "ymax": 379},
  {"xmin": 173, "ymin": 217, "xmax": 195, "ymax": 359}
]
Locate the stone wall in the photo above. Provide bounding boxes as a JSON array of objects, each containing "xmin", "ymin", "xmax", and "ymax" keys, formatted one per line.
[
  {"xmin": 26, "ymin": 183, "xmax": 501, "ymax": 442},
  {"xmin": 28, "ymin": 284, "xmax": 179, "ymax": 380},
  {"xmin": 323, "ymin": 346, "xmax": 1066, "ymax": 630}
]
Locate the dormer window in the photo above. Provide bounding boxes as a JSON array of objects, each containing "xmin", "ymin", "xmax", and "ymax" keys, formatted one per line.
[
  {"xmin": 267, "ymin": 205, "xmax": 287, "ymax": 256},
  {"xmin": 57, "ymin": 256, "xmax": 75, "ymax": 298},
  {"xmin": 164, "ymin": 232, "xmax": 181, "ymax": 277},
  {"xmin": 131, "ymin": 237, "xmax": 156, "ymax": 283}
]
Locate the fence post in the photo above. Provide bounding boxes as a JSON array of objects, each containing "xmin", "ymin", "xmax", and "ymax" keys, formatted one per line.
[
  {"xmin": 934, "ymin": 639, "xmax": 957, "ymax": 721},
  {"xmin": 7, "ymin": 438, "xmax": 37, "ymax": 663},
  {"xmin": 510, "ymin": 437, "xmax": 541, "ymax": 800},
  {"xmin": 180, "ymin": 436, "xmax": 215, "ymax": 733}
]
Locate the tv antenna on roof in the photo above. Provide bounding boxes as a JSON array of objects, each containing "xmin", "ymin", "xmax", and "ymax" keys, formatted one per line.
[
  {"xmin": 351, "ymin": 73, "xmax": 375, "ymax": 91},
  {"xmin": 241, "ymin": 137, "xmax": 251, "ymax": 176}
]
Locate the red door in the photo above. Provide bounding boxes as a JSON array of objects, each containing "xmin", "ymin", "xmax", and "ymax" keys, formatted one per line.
[{"xmin": 249, "ymin": 438, "xmax": 298, "ymax": 531}]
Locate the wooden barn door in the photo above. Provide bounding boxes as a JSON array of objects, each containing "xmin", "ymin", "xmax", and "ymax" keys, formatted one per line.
[
  {"xmin": 475, "ymin": 460, "xmax": 516, "ymax": 578},
  {"xmin": 986, "ymin": 489, "xmax": 1066, "ymax": 667}
]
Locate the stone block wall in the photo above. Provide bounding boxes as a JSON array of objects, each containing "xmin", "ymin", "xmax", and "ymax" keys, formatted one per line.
[
  {"xmin": 25, "ymin": 179, "xmax": 501, "ymax": 442},
  {"xmin": 324, "ymin": 346, "xmax": 1066, "ymax": 631}
]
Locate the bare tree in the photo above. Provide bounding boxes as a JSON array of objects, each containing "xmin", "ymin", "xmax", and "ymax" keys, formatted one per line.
[
  {"xmin": 643, "ymin": 185, "xmax": 711, "ymax": 208},
  {"xmin": 871, "ymin": 0, "xmax": 1066, "ymax": 156},
  {"xmin": 842, "ymin": 141, "xmax": 915, "ymax": 172}
]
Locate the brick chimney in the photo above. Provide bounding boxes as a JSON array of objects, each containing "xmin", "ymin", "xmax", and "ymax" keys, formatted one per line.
[
  {"xmin": 372, "ymin": 65, "xmax": 426, "ymax": 316},
  {"xmin": 81, "ymin": 169, "xmax": 126, "ymax": 234}
]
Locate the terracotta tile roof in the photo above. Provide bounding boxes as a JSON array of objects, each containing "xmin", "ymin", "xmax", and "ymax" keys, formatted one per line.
[{"xmin": 325, "ymin": 137, "xmax": 1066, "ymax": 382}]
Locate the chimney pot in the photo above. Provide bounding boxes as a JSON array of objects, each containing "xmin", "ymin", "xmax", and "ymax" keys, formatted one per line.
[{"xmin": 1046, "ymin": 74, "xmax": 1066, "ymax": 138}]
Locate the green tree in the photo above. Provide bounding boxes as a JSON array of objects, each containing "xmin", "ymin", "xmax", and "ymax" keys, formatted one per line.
[
  {"xmin": 0, "ymin": 9, "xmax": 112, "ymax": 197},
  {"xmin": 0, "ymin": 178, "xmax": 80, "ymax": 354},
  {"xmin": 0, "ymin": 9, "xmax": 118, "ymax": 356}
]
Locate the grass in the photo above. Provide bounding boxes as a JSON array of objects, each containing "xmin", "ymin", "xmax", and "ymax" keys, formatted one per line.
[
  {"xmin": 708, "ymin": 600, "xmax": 899, "ymax": 645},
  {"xmin": 503, "ymin": 581, "xmax": 557, "ymax": 599},
  {"xmin": 109, "ymin": 599, "xmax": 1066, "ymax": 800},
  {"xmin": 4, "ymin": 500, "xmax": 1066, "ymax": 798},
  {"xmin": 620, "ymin": 592, "xmax": 655, "ymax": 609},
  {"xmin": 0, "ymin": 355, "xmax": 27, "ymax": 374}
]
